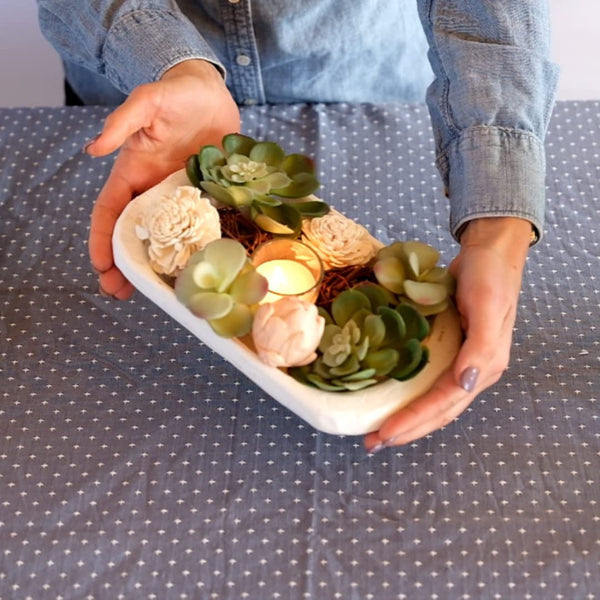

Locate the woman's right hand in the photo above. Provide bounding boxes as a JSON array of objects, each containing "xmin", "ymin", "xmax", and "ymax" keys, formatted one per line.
[{"xmin": 86, "ymin": 59, "xmax": 241, "ymax": 299}]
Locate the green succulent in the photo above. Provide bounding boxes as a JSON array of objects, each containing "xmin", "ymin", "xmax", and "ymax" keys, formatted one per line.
[
  {"xmin": 186, "ymin": 133, "xmax": 328, "ymax": 236},
  {"xmin": 373, "ymin": 241, "xmax": 455, "ymax": 316},
  {"xmin": 290, "ymin": 284, "xmax": 430, "ymax": 391},
  {"xmin": 174, "ymin": 238, "xmax": 268, "ymax": 338}
]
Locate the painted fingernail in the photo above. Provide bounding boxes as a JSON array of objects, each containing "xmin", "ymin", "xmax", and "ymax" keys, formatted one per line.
[
  {"xmin": 384, "ymin": 435, "xmax": 400, "ymax": 447},
  {"xmin": 367, "ymin": 442, "xmax": 384, "ymax": 454},
  {"xmin": 460, "ymin": 366, "xmax": 480, "ymax": 392}
]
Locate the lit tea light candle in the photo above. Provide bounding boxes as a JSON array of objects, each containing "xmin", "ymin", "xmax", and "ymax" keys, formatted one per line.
[
  {"xmin": 256, "ymin": 259, "xmax": 317, "ymax": 303},
  {"xmin": 252, "ymin": 238, "xmax": 323, "ymax": 304}
]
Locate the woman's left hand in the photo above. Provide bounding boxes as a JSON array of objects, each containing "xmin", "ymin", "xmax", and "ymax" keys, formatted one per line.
[{"xmin": 364, "ymin": 217, "xmax": 533, "ymax": 452}]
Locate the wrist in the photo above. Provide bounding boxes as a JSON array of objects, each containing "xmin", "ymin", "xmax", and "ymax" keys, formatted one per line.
[
  {"xmin": 460, "ymin": 217, "xmax": 533, "ymax": 258},
  {"xmin": 161, "ymin": 59, "xmax": 223, "ymax": 83}
]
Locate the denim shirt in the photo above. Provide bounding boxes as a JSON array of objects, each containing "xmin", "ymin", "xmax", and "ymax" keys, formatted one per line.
[{"xmin": 37, "ymin": 0, "xmax": 558, "ymax": 241}]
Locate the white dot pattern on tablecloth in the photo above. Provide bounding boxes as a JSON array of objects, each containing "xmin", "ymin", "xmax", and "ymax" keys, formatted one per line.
[{"xmin": 1, "ymin": 103, "xmax": 599, "ymax": 599}]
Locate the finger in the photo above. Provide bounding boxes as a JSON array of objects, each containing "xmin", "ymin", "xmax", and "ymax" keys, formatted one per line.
[
  {"xmin": 89, "ymin": 170, "xmax": 135, "ymax": 274},
  {"xmin": 365, "ymin": 368, "xmax": 477, "ymax": 451},
  {"xmin": 98, "ymin": 267, "xmax": 135, "ymax": 300},
  {"xmin": 384, "ymin": 369, "xmax": 471, "ymax": 439}
]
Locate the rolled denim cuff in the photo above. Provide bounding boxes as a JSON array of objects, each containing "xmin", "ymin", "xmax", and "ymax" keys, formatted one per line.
[
  {"xmin": 103, "ymin": 8, "xmax": 225, "ymax": 93},
  {"xmin": 438, "ymin": 126, "xmax": 546, "ymax": 244}
]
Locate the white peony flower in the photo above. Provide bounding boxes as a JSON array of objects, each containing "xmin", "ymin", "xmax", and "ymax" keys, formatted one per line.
[
  {"xmin": 301, "ymin": 208, "xmax": 379, "ymax": 270},
  {"xmin": 136, "ymin": 186, "xmax": 221, "ymax": 276},
  {"xmin": 252, "ymin": 297, "xmax": 325, "ymax": 368}
]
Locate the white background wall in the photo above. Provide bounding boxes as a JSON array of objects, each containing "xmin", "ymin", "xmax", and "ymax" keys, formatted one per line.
[
  {"xmin": 0, "ymin": 0, "xmax": 63, "ymax": 107},
  {"xmin": 0, "ymin": 0, "xmax": 598, "ymax": 107}
]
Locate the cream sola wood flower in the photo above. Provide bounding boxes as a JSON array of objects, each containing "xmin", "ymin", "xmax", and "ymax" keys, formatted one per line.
[
  {"xmin": 135, "ymin": 186, "xmax": 221, "ymax": 277},
  {"xmin": 301, "ymin": 208, "xmax": 381, "ymax": 270},
  {"xmin": 252, "ymin": 297, "xmax": 326, "ymax": 368}
]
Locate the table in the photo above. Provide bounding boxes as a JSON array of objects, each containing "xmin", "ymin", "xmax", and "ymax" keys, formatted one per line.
[{"xmin": 1, "ymin": 101, "xmax": 599, "ymax": 599}]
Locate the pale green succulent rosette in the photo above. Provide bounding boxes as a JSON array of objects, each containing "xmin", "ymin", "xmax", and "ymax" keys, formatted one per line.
[
  {"xmin": 174, "ymin": 238, "xmax": 268, "ymax": 338},
  {"xmin": 373, "ymin": 241, "xmax": 456, "ymax": 316},
  {"xmin": 290, "ymin": 283, "xmax": 431, "ymax": 392},
  {"xmin": 186, "ymin": 133, "xmax": 328, "ymax": 236}
]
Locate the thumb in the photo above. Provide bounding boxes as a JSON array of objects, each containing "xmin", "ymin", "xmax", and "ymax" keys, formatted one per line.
[
  {"xmin": 452, "ymin": 299, "xmax": 512, "ymax": 393},
  {"xmin": 84, "ymin": 86, "xmax": 158, "ymax": 156}
]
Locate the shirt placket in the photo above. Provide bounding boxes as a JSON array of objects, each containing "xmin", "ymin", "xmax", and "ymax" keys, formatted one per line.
[{"xmin": 220, "ymin": 0, "xmax": 265, "ymax": 105}]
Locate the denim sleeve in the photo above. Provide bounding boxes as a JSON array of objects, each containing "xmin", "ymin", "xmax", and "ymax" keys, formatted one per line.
[
  {"xmin": 36, "ymin": 0, "xmax": 225, "ymax": 94},
  {"xmin": 417, "ymin": 0, "xmax": 559, "ymax": 242}
]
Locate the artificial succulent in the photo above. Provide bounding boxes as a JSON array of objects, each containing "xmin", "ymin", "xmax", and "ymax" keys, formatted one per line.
[
  {"xmin": 373, "ymin": 241, "xmax": 455, "ymax": 316},
  {"xmin": 290, "ymin": 283, "xmax": 430, "ymax": 391},
  {"xmin": 186, "ymin": 133, "xmax": 329, "ymax": 236},
  {"xmin": 174, "ymin": 238, "xmax": 268, "ymax": 338}
]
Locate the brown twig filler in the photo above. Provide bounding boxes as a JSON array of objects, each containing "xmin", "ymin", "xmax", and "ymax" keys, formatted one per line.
[
  {"xmin": 316, "ymin": 263, "xmax": 376, "ymax": 309},
  {"xmin": 218, "ymin": 207, "xmax": 271, "ymax": 254}
]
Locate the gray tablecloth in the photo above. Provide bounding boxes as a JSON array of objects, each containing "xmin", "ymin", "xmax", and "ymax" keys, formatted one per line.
[{"xmin": 1, "ymin": 101, "xmax": 599, "ymax": 599}]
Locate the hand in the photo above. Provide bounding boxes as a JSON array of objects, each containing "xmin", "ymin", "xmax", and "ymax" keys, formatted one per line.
[
  {"xmin": 364, "ymin": 217, "xmax": 533, "ymax": 452},
  {"xmin": 86, "ymin": 59, "xmax": 240, "ymax": 299}
]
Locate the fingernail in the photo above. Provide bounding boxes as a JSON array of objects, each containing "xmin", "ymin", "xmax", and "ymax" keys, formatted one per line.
[
  {"xmin": 367, "ymin": 435, "xmax": 401, "ymax": 454},
  {"xmin": 367, "ymin": 442, "xmax": 385, "ymax": 455},
  {"xmin": 98, "ymin": 285, "xmax": 112, "ymax": 298},
  {"xmin": 384, "ymin": 435, "xmax": 400, "ymax": 447},
  {"xmin": 83, "ymin": 134, "xmax": 100, "ymax": 153},
  {"xmin": 460, "ymin": 366, "xmax": 480, "ymax": 392}
]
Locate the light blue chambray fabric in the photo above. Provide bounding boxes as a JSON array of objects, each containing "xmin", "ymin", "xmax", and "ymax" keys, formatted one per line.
[
  {"xmin": 36, "ymin": 0, "xmax": 558, "ymax": 240},
  {"xmin": 37, "ymin": 0, "xmax": 433, "ymax": 105}
]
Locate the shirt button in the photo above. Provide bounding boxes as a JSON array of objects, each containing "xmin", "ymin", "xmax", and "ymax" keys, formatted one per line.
[
  {"xmin": 236, "ymin": 54, "xmax": 251, "ymax": 67},
  {"xmin": 244, "ymin": 98, "xmax": 257, "ymax": 106}
]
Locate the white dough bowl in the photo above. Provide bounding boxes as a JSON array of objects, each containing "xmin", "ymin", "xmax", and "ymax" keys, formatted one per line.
[{"xmin": 113, "ymin": 170, "xmax": 462, "ymax": 435}]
